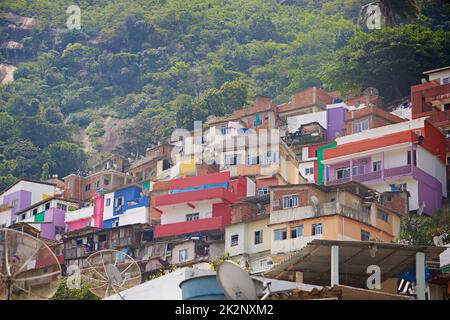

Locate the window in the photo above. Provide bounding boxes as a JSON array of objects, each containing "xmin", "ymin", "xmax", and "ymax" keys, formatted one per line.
[
  {"xmin": 45, "ymin": 202, "xmax": 51, "ymax": 210},
  {"xmin": 257, "ymin": 187, "xmax": 269, "ymax": 195},
  {"xmin": 112, "ymin": 220, "xmax": 119, "ymax": 228},
  {"xmin": 76, "ymin": 239, "xmax": 83, "ymax": 246},
  {"xmin": 84, "ymin": 184, "xmax": 91, "ymax": 192},
  {"xmin": 11, "ymin": 200, "xmax": 18, "ymax": 209},
  {"xmin": 385, "ymin": 194, "xmax": 393, "ymax": 202},
  {"xmin": 398, "ymin": 183, "xmax": 407, "ymax": 191},
  {"xmin": 336, "ymin": 167, "xmax": 350, "ymax": 180},
  {"xmin": 32, "ymin": 208, "xmax": 38, "ymax": 216},
  {"xmin": 312, "ymin": 223, "xmax": 323, "ymax": 235},
  {"xmin": 231, "ymin": 234, "xmax": 239, "ymax": 246},
  {"xmin": 377, "ymin": 210, "xmax": 389, "ymax": 223},
  {"xmin": 116, "ymin": 196, "xmax": 124, "ymax": 207},
  {"xmin": 407, "ymin": 150, "xmax": 417, "ymax": 166},
  {"xmin": 99, "ymin": 234, "xmax": 107, "ymax": 242},
  {"xmin": 274, "ymin": 228, "xmax": 287, "ymax": 241},
  {"xmin": 305, "ymin": 167, "xmax": 314, "ymax": 175},
  {"xmin": 225, "ymin": 154, "xmax": 242, "ymax": 165},
  {"xmin": 266, "ymin": 151, "xmax": 279, "ymax": 164},
  {"xmin": 106, "ymin": 198, "xmax": 111, "ymax": 207},
  {"xmin": 443, "ymin": 77, "xmax": 450, "ymax": 84},
  {"xmin": 361, "ymin": 230, "xmax": 371, "ymax": 241},
  {"xmin": 57, "ymin": 203, "xmax": 67, "ymax": 211},
  {"xmin": 373, "ymin": 161, "xmax": 382, "ymax": 172},
  {"xmin": 248, "ymin": 154, "xmax": 258, "ymax": 165},
  {"xmin": 254, "ymin": 230, "xmax": 263, "ymax": 245},
  {"xmin": 179, "ymin": 249, "xmax": 188, "ymax": 262},
  {"xmin": 283, "ymin": 195, "xmax": 298, "ymax": 209},
  {"xmin": 55, "ymin": 226, "xmax": 65, "ymax": 237},
  {"xmin": 352, "ymin": 164, "xmax": 364, "ymax": 176},
  {"xmin": 353, "ymin": 119, "xmax": 369, "ymax": 133},
  {"xmin": 291, "ymin": 225, "xmax": 303, "ymax": 239},
  {"xmin": 220, "ymin": 127, "xmax": 231, "ymax": 135},
  {"xmin": 93, "ymin": 180, "xmax": 100, "ymax": 188},
  {"xmin": 186, "ymin": 213, "xmax": 199, "ymax": 221},
  {"xmin": 104, "ymin": 179, "xmax": 110, "ymax": 186}
]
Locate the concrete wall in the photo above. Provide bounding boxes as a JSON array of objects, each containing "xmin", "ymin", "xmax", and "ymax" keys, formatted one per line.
[
  {"xmin": 172, "ymin": 241, "xmax": 196, "ymax": 264},
  {"xmin": 161, "ymin": 201, "xmax": 214, "ymax": 225},
  {"xmin": 102, "ymin": 192, "xmax": 114, "ymax": 221},
  {"xmin": 119, "ymin": 206, "xmax": 149, "ymax": 226},
  {"xmin": 417, "ymin": 146, "xmax": 447, "ymax": 195}
]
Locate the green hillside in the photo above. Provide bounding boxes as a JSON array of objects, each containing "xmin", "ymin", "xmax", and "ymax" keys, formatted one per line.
[{"xmin": 0, "ymin": 0, "xmax": 449, "ymax": 191}]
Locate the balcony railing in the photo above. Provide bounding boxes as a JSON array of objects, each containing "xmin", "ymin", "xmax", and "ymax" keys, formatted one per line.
[
  {"xmin": 326, "ymin": 165, "xmax": 413, "ymax": 185},
  {"xmin": 317, "ymin": 202, "xmax": 371, "ymax": 225}
]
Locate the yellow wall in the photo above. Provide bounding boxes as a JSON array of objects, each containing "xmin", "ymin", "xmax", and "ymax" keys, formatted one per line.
[{"xmin": 271, "ymin": 215, "xmax": 395, "ymax": 242}]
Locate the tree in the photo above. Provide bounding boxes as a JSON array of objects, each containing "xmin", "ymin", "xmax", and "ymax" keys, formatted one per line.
[
  {"xmin": 44, "ymin": 141, "xmax": 88, "ymax": 178},
  {"xmin": 115, "ymin": 108, "xmax": 176, "ymax": 157},
  {"xmin": 41, "ymin": 163, "xmax": 49, "ymax": 181},
  {"xmin": 321, "ymin": 24, "xmax": 450, "ymax": 102},
  {"xmin": 400, "ymin": 209, "xmax": 450, "ymax": 245},
  {"xmin": 377, "ymin": 0, "xmax": 421, "ymax": 27},
  {"xmin": 51, "ymin": 278, "xmax": 100, "ymax": 300}
]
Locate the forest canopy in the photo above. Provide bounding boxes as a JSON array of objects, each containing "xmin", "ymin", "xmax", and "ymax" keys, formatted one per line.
[{"xmin": 0, "ymin": 0, "xmax": 449, "ymax": 191}]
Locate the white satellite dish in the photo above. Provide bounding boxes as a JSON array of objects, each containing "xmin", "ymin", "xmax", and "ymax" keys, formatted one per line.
[
  {"xmin": 81, "ymin": 249, "xmax": 141, "ymax": 299},
  {"xmin": 55, "ymin": 234, "xmax": 62, "ymax": 242},
  {"xmin": 433, "ymin": 233, "xmax": 447, "ymax": 247},
  {"xmin": 0, "ymin": 228, "xmax": 62, "ymax": 300},
  {"xmin": 216, "ymin": 261, "xmax": 258, "ymax": 300}
]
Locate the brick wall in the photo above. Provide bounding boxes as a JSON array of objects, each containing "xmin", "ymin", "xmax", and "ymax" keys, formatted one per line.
[
  {"xmin": 272, "ymin": 189, "xmax": 309, "ymax": 211},
  {"xmin": 381, "ymin": 191, "xmax": 409, "ymax": 217}
]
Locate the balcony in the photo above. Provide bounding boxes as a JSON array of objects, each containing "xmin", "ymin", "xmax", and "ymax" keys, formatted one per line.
[
  {"xmin": 154, "ymin": 187, "xmax": 237, "ymax": 211},
  {"xmin": 154, "ymin": 216, "xmax": 223, "ymax": 238},
  {"xmin": 326, "ymin": 165, "xmax": 413, "ymax": 186},
  {"xmin": 282, "ymin": 132, "xmax": 326, "ymax": 146},
  {"xmin": 317, "ymin": 202, "xmax": 371, "ymax": 225},
  {"xmin": 271, "ymin": 202, "xmax": 371, "ymax": 226}
]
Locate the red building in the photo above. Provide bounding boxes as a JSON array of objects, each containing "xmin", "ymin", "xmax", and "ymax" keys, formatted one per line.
[
  {"xmin": 152, "ymin": 171, "xmax": 254, "ymax": 239},
  {"xmin": 411, "ymin": 66, "xmax": 450, "ymax": 194}
]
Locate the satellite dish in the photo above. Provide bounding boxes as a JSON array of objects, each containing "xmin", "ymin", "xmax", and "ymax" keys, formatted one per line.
[
  {"xmin": 0, "ymin": 228, "xmax": 62, "ymax": 300},
  {"xmin": 81, "ymin": 249, "xmax": 141, "ymax": 299},
  {"xmin": 216, "ymin": 261, "xmax": 258, "ymax": 300},
  {"xmin": 55, "ymin": 234, "xmax": 62, "ymax": 242},
  {"xmin": 433, "ymin": 235, "xmax": 444, "ymax": 247}
]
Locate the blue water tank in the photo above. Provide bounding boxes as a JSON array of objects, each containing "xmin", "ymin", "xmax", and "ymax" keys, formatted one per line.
[{"xmin": 179, "ymin": 275, "xmax": 226, "ymax": 300}]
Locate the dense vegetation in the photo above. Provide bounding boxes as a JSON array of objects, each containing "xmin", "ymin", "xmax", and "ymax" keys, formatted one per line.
[{"xmin": 0, "ymin": 0, "xmax": 449, "ymax": 191}]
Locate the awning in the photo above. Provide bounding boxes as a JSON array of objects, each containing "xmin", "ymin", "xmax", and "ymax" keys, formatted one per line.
[{"xmin": 264, "ymin": 239, "xmax": 445, "ymax": 287}]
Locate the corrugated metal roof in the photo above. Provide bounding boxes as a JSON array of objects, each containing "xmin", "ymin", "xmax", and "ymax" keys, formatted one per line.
[{"xmin": 264, "ymin": 239, "xmax": 445, "ymax": 287}]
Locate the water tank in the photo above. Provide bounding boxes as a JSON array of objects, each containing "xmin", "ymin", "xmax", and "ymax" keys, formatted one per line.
[{"xmin": 179, "ymin": 274, "xmax": 226, "ymax": 300}]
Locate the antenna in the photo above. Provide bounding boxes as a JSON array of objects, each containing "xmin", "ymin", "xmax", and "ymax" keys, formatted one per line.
[
  {"xmin": 216, "ymin": 261, "xmax": 258, "ymax": 300},
  {"xmin": 80, "ymin": 249, "xmax": 141, "ymax": 300},
  {"xmin": 0, "ymin": 228, "xmax": 62, "ymax": 300}
]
